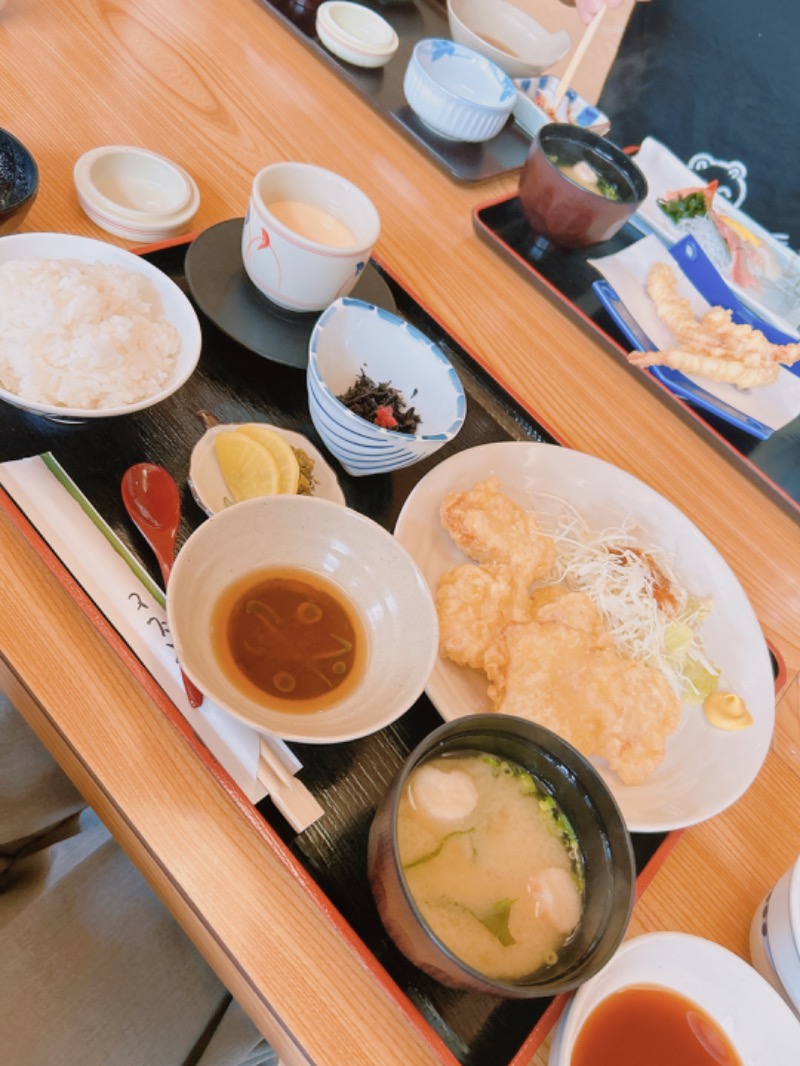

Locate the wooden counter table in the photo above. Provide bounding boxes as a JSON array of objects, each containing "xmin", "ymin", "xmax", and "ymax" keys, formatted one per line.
[{"xmin": 2, "ymin": 2, "xmax": 799, "ymax": 1063}]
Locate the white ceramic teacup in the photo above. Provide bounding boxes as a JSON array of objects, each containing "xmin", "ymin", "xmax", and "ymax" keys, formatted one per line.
[{"xmin": 241, "ymin": 162, "xmax": 380, "ymax": 313}]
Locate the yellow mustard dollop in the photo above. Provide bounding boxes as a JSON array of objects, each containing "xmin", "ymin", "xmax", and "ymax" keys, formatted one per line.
[{"xmin": 703, "ymin": 691, "xmax": 753, "ymax": 731}]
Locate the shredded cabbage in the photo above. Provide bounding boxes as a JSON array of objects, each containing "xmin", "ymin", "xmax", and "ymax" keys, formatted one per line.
[{"xmin": 535, "ymin": 496, "xmax": 719, "ymax": 703}]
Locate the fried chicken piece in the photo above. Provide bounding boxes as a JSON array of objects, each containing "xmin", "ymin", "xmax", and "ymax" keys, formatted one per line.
[
  {"xmin": 440, "ymin": 477, "xmax": 555, "ymax": 580},
  {"xmin": 531, "ymin": 588, "xmax": 611, "ymax": 641},
  {"xmin": 436, "ymin": 562, "xmax": 536, "ymax": 670},
  {"xmin": 484, "ymin": 593, "xmax": 681, "ymax": 785}
]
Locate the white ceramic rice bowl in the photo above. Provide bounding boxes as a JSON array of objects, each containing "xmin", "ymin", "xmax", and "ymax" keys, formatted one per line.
[
  {"xmin": 0, "ymin": 232, "xmax": 201, "ymax": 420},
  {"xmin": 403, "ymin": 38, "xmax": 515, "ymax": 143},
  {"xmin": 307, "ymin": 297, "xmax": 466, "ymax": 476},
  {"xmin": 166, "ymin": 495, "xmax": 440, "ymax": 743}
]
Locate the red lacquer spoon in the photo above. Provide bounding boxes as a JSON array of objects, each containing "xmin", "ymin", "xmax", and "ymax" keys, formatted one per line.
[{"xmin": 121, "ymin": 462, "xmax": 205, "ymax": 708}]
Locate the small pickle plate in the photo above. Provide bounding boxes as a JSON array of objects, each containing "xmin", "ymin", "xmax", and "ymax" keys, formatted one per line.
[{"xmin": 188, "ymin": 422, "xmax": 345, "ymax": 515}]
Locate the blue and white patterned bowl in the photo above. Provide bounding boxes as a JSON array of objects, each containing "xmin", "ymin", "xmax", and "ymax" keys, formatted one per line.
[
  {"xmin": 513, "ymin": 75, "xmax": 611, "ymax": 139},
  {"xmin": 403, "ymin": 38, "xmax": 516, "ymax": 143},
  {"xmin": 307, "ymin": 298, "xmax": 467, "ymax": 477}
]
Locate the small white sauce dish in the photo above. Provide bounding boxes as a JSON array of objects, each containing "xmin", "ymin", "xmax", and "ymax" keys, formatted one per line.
[
  {"xmin": 513, "ymin": 75, "xmax": 610, "ymax": 139},
  {"xmin": 447, "ymin": 0, "xmax": 571, "ymax": 79},
  {"xmin": 316, "ymin": 1, "xmax": 399, "ymax": 69},
  {"xmin": 74, "ymin": 145, "xmax": 200, "ymax": 243},
  {"xmin": 750, "ymin": 855, "xmax": 800, "ymax": 1017},
  {"xmin": 403, "ymin": 38, "xmax": 515, "ymax": 143}
]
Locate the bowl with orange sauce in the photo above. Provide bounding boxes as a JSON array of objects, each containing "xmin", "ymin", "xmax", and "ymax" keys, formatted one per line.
[
  {"xmin": 550, "ymin": 931, "xmax": 800, "ymax": 1066},
  {"xmin": 166, "ymin": 494, "xmax": 439, "ymax": 743}
]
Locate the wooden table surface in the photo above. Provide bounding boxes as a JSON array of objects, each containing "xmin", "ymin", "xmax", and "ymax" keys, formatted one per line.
[{"xmin": 2, "ymin": 2, "xmax": 800, "ymax": 1063}]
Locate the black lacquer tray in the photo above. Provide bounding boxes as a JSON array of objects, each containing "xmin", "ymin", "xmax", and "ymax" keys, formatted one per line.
[
  {"xmin": 258, "ymin": 0, "xmax": 531, "ymax": 183},
  {"xmin": 0, "ymin": 236, "xmax": 674, "ymax": 1066}
]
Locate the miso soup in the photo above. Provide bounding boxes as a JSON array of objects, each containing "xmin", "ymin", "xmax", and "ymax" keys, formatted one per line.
[
  {"xmin": 547, "ymin": 152, "xmax": 622, "ymax": 200},
  {"xmin": 398, "ymin": 752, "xmax": 584, "ymax": 981}
]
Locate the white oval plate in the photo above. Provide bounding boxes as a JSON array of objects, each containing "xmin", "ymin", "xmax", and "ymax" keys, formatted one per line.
[
  {"xmin": 549, "ymin": 932, "xmax": 800, "ymax": 1065},
  {"xmin": 393, "ymin": 441, "xmax": 775, "ymax": 833},
  {"xmin": 189, "ymin": 423, "xmax": 345, "ymax": 514}
]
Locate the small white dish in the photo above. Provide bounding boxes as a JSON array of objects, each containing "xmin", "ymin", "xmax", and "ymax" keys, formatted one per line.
[
  {"xmin": 74, "ymin": 145, "xmax": 200, "ymax": 243},
  {"xmin": 447, "ymin": 0, "xmax": 570, "ymax": 79},
  {"xmin": 550, "ymin": 932, "xmax": 800, "ymax": 1065},
  {"xmin": 189, "ymin": 422, "xmax": 346, "ymax": 514},
  {"xmin": 403, "ymin": 38, "xmax": 515, "ymax": 143},
  {"xmin": 316, "ymin": 1, "xmax": 399, "ymax": 69},
  {"xmin": 513, "ymin": 75, "xmax": 610, "ymax": 139}
]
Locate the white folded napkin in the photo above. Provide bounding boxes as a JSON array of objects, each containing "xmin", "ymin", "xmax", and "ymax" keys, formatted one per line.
[{"xmin": 0, "ymin": 453, "xmax": 303, "ymax": 805}]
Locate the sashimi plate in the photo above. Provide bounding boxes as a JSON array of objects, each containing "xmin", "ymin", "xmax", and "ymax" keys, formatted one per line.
[
  {"xmin": 631, "ymin": 136, "xmax": 800, "ymax": 337},
  {"xmin": 393, "ymin": 441, "xmax": 775, "ymax": 834}
]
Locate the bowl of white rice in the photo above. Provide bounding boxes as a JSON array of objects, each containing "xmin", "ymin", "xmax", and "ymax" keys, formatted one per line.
[{"xmin": 0, "ymin": 232, "xmax": 202, "ymax": 420}]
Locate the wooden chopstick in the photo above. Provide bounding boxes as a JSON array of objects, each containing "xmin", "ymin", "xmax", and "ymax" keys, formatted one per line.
[
  {"xmin": 551, "ymin": 4, "xmax": 608, "ymax": 114},
  {"xmin": 258, "ymin": 736, "xmax": 325, "ymax": 832}
]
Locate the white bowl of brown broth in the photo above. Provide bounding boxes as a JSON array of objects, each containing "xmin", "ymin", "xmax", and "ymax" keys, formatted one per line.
[
  {"xmin": 550, "ymin": 932, "xmax": 800, "ymax": 1065},
  {"xmin": 166, "ymin": 495, "xmax": 439, "ymax": 743},
  {"xmin": 368, "ymin": 715, "xmax": 636, "ymax": 996}
]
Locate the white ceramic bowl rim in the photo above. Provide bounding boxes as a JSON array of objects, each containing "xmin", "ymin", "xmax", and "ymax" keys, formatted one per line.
[
  {"xmin": 310, "ymin": 297, "xmax": 467, "ymax": 441},
  {"xmin": 250, "ymin": 161, "xmax": 380, "ymax": 253},
  {"xmin": 166, "ymin": 495, "xmax": 440, "ymax": 743},
  {"xmin": 789, "ymin": 855, "xmax": 800, "ymax": 949},
  {"xmin": 552, "ymin": 931, "xmax": 800, "ymax": 1065},
  {"xmin": 317, "ymin": 1, "xmax": 399, "ymax": 55},
  {"xmin": 0, "ymin": 231, "xmax": 202, "ymax": 419},
  {"xmin": 412, "ymin": 38, "xmax": 515, "ymax": 113},
  {"xmin": 447, "ymin": 0, "xmax": 571, "ymax": 68},
  {"xmin": 74, "ymin": 145, "xmax": 198, "ymax": 224}
]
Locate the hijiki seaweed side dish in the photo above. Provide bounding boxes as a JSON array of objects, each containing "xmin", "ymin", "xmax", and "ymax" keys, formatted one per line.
[{"xmin": 337, "ymin": 369, "xmax": 421, "ymax": 433}]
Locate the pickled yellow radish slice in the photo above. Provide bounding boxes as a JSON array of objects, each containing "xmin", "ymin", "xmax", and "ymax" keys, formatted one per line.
[
  {"xmin": 214, "ymin": 431, "xmax": 279, "ymax": 501},
  {"xmin": 236, "ymin": 424, "xmax": 300, "ymax": 495}
]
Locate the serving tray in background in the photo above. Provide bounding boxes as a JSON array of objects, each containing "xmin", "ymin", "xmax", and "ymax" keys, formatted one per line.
[
  {"xmin": 472, "ymin": 193, "xmax": 800, "ymax": 524},
  {"xmin": 0, "ymin": 234, "xmax": 717, "ymax": 1065},
  {"xmin": 257, "ymin": 0, "xmax": 531, "ymax": 183}
]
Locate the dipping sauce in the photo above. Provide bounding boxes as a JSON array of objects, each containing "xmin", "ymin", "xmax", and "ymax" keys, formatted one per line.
[
  {"xmin": 211, "ymin": 567, "xmax": 366, "ymax": 712},
  {"xmin": 267, "ymin": 200, "xmax": 355, "ymax": 247},
  {"xmin": 398, "ymin": 752, "xmax": 584, "ymax": 981},
  {"xmin": 571, "ymin": 985, "xmax": 743, "ymax": 1066}
]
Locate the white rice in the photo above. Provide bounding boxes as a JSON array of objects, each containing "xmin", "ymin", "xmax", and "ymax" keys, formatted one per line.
[{"xmin": 0, "ymin": 256, "xmax": 180, "ymax": 409}]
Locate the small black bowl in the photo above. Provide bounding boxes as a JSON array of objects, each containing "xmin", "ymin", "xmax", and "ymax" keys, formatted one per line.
[
  {"xmin": 0, "ymin": 129, "xmax": 39, "ymax": 235},
  {"xmin": 368, "ymin": 714, "xmax": 636, "ymax": 997}
]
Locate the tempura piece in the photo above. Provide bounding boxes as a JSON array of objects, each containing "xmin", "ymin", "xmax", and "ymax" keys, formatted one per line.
[
  {"xmin": 440, "ymin": 477, "xmax": 555, "ymax": 580},
  {"xmin": 437, "ymin": 562, "xmax": 535, "ymax": 670},
  {"xmin": 484, "ymin": 593, "xmax": 681, "ymax": 785},
  {"xmin": 638, "ymin": 263, "xmax": 800, "ymax": 389},
  {"xmin": 629, "ymin": 347, "xmax": 780, "ymax": 388}
]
